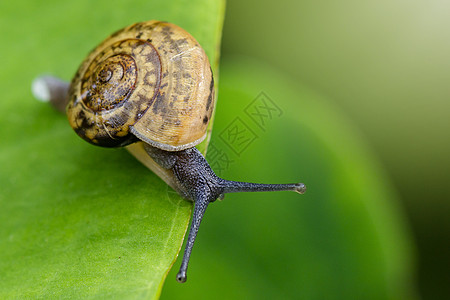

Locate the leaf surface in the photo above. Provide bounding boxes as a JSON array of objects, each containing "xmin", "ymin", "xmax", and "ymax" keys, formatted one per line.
[{"xmin": 0, "ymin": 0, "xmax": 225, "ymax": 298}]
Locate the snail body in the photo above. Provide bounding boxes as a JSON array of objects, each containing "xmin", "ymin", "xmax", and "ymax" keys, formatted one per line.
[{"xmin": 32, "ymin": 21, "xmax": 306, "ymax": 283}]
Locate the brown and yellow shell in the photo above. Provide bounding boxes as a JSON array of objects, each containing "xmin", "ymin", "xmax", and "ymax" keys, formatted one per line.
[{"xmin": 67, "ymin": 21, "xmax": 214, "ymax": 151}]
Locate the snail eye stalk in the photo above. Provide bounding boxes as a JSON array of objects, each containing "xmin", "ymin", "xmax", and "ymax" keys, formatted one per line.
[{"xmin": 155, "ymin": 147, "xmax": 306, "ymax": 283}]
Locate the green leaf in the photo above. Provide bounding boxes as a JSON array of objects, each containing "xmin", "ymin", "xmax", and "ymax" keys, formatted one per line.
[
  {"xmin": 161, "ymin": 57, "xmax": 416, "ymax": 299},
  {"xmin": 0, "ymin": 0, "xmax": 224, "ymax": 299}
]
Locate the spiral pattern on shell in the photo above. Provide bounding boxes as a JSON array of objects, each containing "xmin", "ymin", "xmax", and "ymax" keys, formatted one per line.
[
  {"xmin": 83, "ymin": 54, "xmax": 137, "ymax": 111},
  {"xmin": 67, "ymin": 21, "xmax": 214, "ymax": 150}
]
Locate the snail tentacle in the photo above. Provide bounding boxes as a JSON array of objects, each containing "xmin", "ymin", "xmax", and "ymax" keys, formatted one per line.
[{"xmin": 146, "ymin": 146, "xmax": 305, "ymax": 282}]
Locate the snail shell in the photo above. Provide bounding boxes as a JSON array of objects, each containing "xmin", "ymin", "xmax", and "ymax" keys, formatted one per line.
[{"xmin": 67, "ymin": 21, "xmax": 214, "ymax": 151}]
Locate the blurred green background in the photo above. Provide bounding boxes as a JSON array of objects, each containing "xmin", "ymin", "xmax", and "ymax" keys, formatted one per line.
[
  {"xmin": 0, "ymin": 0, "xmax": 448, "ymax": 299},
  {"xmin": 219, "ymin": 0, "xmax": 449, "ymax": 299}
]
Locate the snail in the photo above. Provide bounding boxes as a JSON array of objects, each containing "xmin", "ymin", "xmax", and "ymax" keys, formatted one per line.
[{"xmin": 32, "ymin": 20, "xmax": 306, "ymax": 283}]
